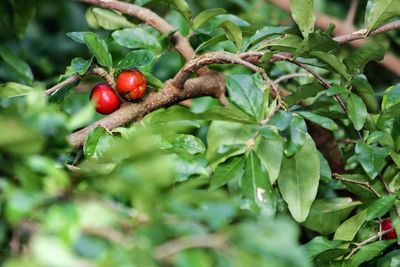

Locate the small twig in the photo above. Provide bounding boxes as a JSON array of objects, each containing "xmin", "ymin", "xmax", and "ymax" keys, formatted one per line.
[
  {"xmin": 45, "ymin": 74, "xmax": 81, "ymax": 96},
  {"xmin": 274, "ymin": 73, "xmax": 310, "ymax": 84},
  {"xmin": 333, "ymin": 173, "xmax": 381, "ymax": 197},
  {"xmin": 378, "ymin": 174, "xmax": 393, "ymax": 194},
  {"xmin": 154, "ymin": 234, "xmax": 227, "ymax": 260},
  {"xmin": 345, "ymin": 228, "xmax": 393, "ymax": 259},
  {"xmin": 345, "ymin": 0, "xmax": 359, "ymax": 26}
]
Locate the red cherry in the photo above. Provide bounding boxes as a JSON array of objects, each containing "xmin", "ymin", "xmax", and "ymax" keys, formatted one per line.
[
  {"xmin": 90, "ymin": 83, "xmax": 121, "ymax": 115},
  {"xmin": 116, "ymin": 69, "xmax": 147, "ymax": 100},
  {"xmin": 381, "ymin": 219, "xmax": 397, "ymax": 240}
]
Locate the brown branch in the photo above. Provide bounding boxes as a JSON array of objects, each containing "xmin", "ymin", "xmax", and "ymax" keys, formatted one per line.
[
  {"xmin": 68, "ymin": 72, "xmax": 225, "ymax": 146},
  {"xmin": 154, "ymin": 234, "xmax": 227, "ymax": 260},
  {"xmin": 45, "ymin": 74, "xmax": 81, "ymax": 96},
  {"xmin": 77, "ymin": 0, "xmax": 196, "ymax": 63},
  {"xmin": 333, "ymin": 173, "xmax": 381, "ymax": 197},
  {"xmin": 266, "ymin": 0, "xmax": 400, "ymax": 76},
  {"xmin": 274, "ymin": 73, "xmax": 310, "ymax": 84}
]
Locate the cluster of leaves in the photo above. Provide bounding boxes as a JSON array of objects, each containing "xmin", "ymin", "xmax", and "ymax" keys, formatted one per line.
[{"xmin": 1, "ymin": 0, "xmax": 400, "ymax": 266}]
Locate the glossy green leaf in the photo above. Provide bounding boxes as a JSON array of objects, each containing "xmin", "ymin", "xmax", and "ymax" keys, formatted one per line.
[
  {"xmin": 289, "ymin": 0, "xmax": 315, "ymax": 37},
  {"xmin": 298, "ymin": 111, "xmax": 338, "ymax": 131},
  {"xmin": 89, "ymin": 7, "xmax": 135, "ymax": 30},
  {"xmin": 366, "ymin": 194, "xmax": 397, "ymax": 221},
  {"xmin": 278, "ymin": 134, "xmax": 320, "ymax": 222},
  {"xmin": 255, "ymin": 129, "xmax": 283, "ymax": 184},
  {"xmin": 348, "ymin": 93, "xmax": 368, "ymax": 131},
  {"xmin": 226, "ymin": 74, "xmax": 263, "ymax": 120},
  {"xmin": 83, "ymin": 32, "xmax": 112, "ymax": 68},
  {"xmin": 242, "ymin": 152, "xmax": 276, "ymax": 216},
  {"xmin": 116, "ymin": 50, "xmax": 154, "ymax": 71},
  {"xmin": 220, "ymin": 20, "xmax": 242, "ymax": 50},
  {"xmin": 209, "ymin": 156, "xmax": 245, "ymax": 190},
  {"xmin": 334, "ymin": 209, "xmax": 367, "ymax": 241},
  {"xmin": 112, "ymin": 28, "xmax": 161, "ymax": 51},
  {"xmin": 284, "ymin": 115, "xmax": 307, "ymax": 157},
  {"xmin": 355, "ymin": 142, "xmax": 389, "ymax": 180},
  {"xmin": 71, "ymin": 57, "xmax": 93, "ymax": 75},
  {"xmin": 365, "ymin": 0, "xmax": 400, "ymax": 31},
  {"xmin": 303, "ymin": 198, "xmax": 360, "ymax": 235},
  {"xmin": 192, "ymin": 8, "xmax": 226, "ymax": 29},
  {"xmin": 382, "ymin": 84, "xmax": 400, "ymax": 110}
]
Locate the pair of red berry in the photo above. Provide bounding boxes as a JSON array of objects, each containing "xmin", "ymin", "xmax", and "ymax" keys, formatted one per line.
[
  {"xmin": 90, "ymin": 69, "xmax": 147, "ymax": 115},
  {"xmin": 381, "ymin": 219, "xmax": 397, "ymax": 240}
]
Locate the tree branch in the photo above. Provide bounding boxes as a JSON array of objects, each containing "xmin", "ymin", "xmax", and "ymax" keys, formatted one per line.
[
  {"xmin": 45, "ymin": 74, "xmax": 81, "ymax": 96},
  {"xmin": 333, "ymin": 173, "xmax": 381, "ymax": 197},
  {"xmin": 76, "ymin": 0, "xmax": 197, "ymax": 64},
  {"xmin": 68, "ymin": 72, "xmax": 225, "ymax": 146}
]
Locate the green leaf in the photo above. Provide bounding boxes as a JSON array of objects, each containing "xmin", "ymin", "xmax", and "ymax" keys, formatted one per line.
[
  {"xmin": 366, "ymin": 194, "xmax": 397, "ymax": 221},
  {"xmin": 289, "ymin": 0, "xmax": 315, "ymax": 37},
  {"xmin": 116, "ymin": 50, "xmax": 154, "ymax": 71},
  {"xmin": 355, "ymin": 142, "xmax": 389, "ymax": 180},
  {"xmin": 348, "ymin": 93, "xmax": 368, "ymax": 131},
  {"xmin": 326, "ymin": 85, "xmax": 350, "ymax": 96},
  {"xmin": 262, "ymin": 34, "xmax": 303, "ymax": 53},
  {"xmin": 195, "ymin": 14, "xmax": 249, "ymax": 35},
  {"xmin": 243, "ymin": 25, "xmax": 290, "ymax": 51},
  {"xmin": 344, "ymin": 41, "xmax": 385, "ymax": 74},
  {"xmin": 157, "ymin": 134, "xmax": 205, "ymax": 155},
  {"xmin": 318, "ymin": 152, "xmax": 332, "ymax": 182},
  {"xmin": 377, "ymin": 249, "xmax": 400, "ymax": 266},
  {"xmin": 66, "ymin": 31, "xmax": 91, "ymax": 44},
  {"xmin": 284, "ymin": 115, "xmax": 307, "ymax": 157},
  {"xmin": 365, "ymin": 0, "xmax": 400, "ymax": 32},
  {"xmin": 48, "ymin": 77, "xmax": 80, "ymax": 103},
  {"xmin": 90, "ymin": 7, "xmax": 135, "ymax": 30},
  {"xmin": 350, "ymin": 240, "xmax": 396, "ymax": 266},
  {"xmin": 71, "ymin": 57, "xmax": 93, "ymax": 75},
  {"xmin": 255, "ymin": 128, "xmax": 284, "ymax": 184},
  {"xmin": 192, "ymin": 8, "xmax": 226, "ymax": 29},
  {"xmin": 141, "ymin": 71, "xmax": 165, "ymax": 88},
  {"xmin": 285, "ymin": 82, "xmax": 325, "ymax": 105},
  {"xmin": 0, "ymin": 45, "xmax": 33, "ymax": 84},
  {"xmin": 334, "ymin": 209, "xmax": 367, "ymax": 241},
  {"xmin": 303, "ymin": 237, "xmax": 342, "ymax": 259},
  {"xmin": 294, "ymin": 31, "xmax": 338, "ymax": 58},
  {"xmin": 220, "ymin": 20, "xmax": 242, "ymax": 50},
  {"xmin": 310, "ymin": 51, "xmax": 350, "ymax": 80},
  {"xmin": 226, "ymin": 74, "xmax": 263, "ymax": 121},
  {"xmin": 112, "ymin": 28, "xmax": 161, "ymax": 51},
  {"xmin": 209, "ymin": 156, "xmax": 245, "ymax": 190},
  {"xmin": 392, "ymin": 117, "xmax": 400, "ymax": 151},
  {"xmin": 269, "ymin": 110, "xmax": 293, "ymax": 131},
  {"xmin": 278, "ymin": 133, "xmax": 320, "ymax": 222},
  {"xmin": 0, "ymin": 82, "xmax": 33, "ymax": 98},
  {"xmin": 382, "ymin": 83, "xmax": 400, "ymax": 110},
  {"xmin": 242, "ymin": 152, "xmax": 276, "ymax": 216},
  {"xmin": 194, "ymin": 34, "xmax": 227, "ymax": 53},
  {"xmin": 83, "ymin": 32, "xmax": 112, "ymax": 68},
  {"xmin": 351, "ymin": 74, "xmax": 374, "ymax": 94},
  {"xmin": 298, "ymin": 111, "xmax": 338, "ymax": 131},
  {"xmin": 303, "ymin": 198, "xmax": 360, "ymax": 235},
  {"xmin": 83, "ymin": 127, "xmax": 115, "ymax": 160},
  {"xmin": 171, "ymin": 0, "xmax": 192, "ymax": 21},
  {"xmin": 9, "ymin": 0, "xmax": 35, "ymax": 39}
]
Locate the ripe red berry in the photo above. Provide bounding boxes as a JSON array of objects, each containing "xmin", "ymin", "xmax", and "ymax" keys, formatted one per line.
[
  {"xmin": 90, "ymin": 83, "xmax": 121, "ymax": 115},
  {"xmin": 116, "ymin": 69, "xmax": 147, "ymax": 100},
  {"xmin": 381, "ymin": 219, "xmax": 397, "ymax": 240}
]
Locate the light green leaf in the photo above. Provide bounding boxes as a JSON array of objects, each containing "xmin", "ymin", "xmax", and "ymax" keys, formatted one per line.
[
  {"xmin": 366, "ymin": 194, "xmax": 397, "ymax": 221},
  {"xmin": 83, "ymin": 32, "xmax": 112, "ymax": 68},
  {"xmin": 289, "ymin": 0, "xmax": 315, "ymax": 37},
  {"xmin": 0, "ymin": 82, "xmax": 33, "ymax": 98},
  {"xmin": 348, "ymin": 93, "xmax": 368, "ymax": 131},
  {"xmin": 243, "ymin": 25, "xmax": 291, "ymax": 51},
  {"xmin": 365, "ymin": 0, "xmax": 400, "ymax": 32},
  {"xmin": 90, "ymin": 7, "xmax": 135, "ymax": 30},
  {"xmin": 171, "ymin": 0, "xmax": 192, "ymax": 21},
  {"xmin": 84, "ymin": 127, "xmax": 115, "ymax": 160},
  {"xmin": 284, "ymin": 115, "xmax": 307, "ymax": 157},
  {"xmin": 334, "ymin": 209, "xmax": 367, "ymax": 241},
  {"xmin": 220, "ymin": 20, "xmax": 242, "ymax": 50},
  {"xmin": 350, "ymin": 240, "xmax": 396, "ymax": 266},
  {"xmin": 112, "ymin": 28, "xmax": 161, "ymax": 51},
  {"xmin": 193, "ymin": 8, "xmax": 226, "ymax": 29},
  {"xmin": 226, "ymin": 74, "xmax": 263, "ymax": 121},
  {"xmin": 194, "ymin": 34, "xmax": 227, "ymax": 53},
  {"xmin": 278, "ymin": 133, "xmax": 320, "ymax": 222},
  {"xmin": 303, "ymin": 237, "xmax": 342, "ymax": 259}
]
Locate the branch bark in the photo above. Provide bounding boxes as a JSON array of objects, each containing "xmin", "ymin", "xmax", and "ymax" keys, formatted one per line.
[{"xmin": 68, "ymin": 72, "xmax": 225, "ymax": 146}]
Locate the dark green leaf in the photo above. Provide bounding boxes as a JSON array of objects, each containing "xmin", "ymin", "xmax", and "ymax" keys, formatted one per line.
[
  {"xmin": 83, "ymin": 32, "xmax": 113, "ymax": 68},
  {"xmin": 348, "ymin": 93, "xmax": 368, "ymax": 131},
  {"xmin": 351, "ymin": 74, "xmax": 374, "ymax": 94},
  {"xmin": 285, "ymin": 82, "xmax": 325, "ymax": 105},
  {"xmin": 294, "ymin": 31, "xmax": 338, "ymax": 58},
  {"xmin": 0, "ymin": 45, "xmax": 33, "ymax": 84},
  {"xmin": 303, "ymin": 237, "xmax": 342, "ymax": 259},
  {"xmin": 344, "ymin": 41, "xmax": 385, "ymax": 74},
  {"xmin": 326, "ymin": 85, "xmax": 350, "ymax": 96},
  {"xmin": 278, "ymin": 133, "xmax": 320, "ymax": 222},
  {"xmin": 355, "ymin": 142, "xmax": 389, "ymax": 180},
  {"xmin": 117, "ymin": 50, "xmax": 154, "ymax": 71}
]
